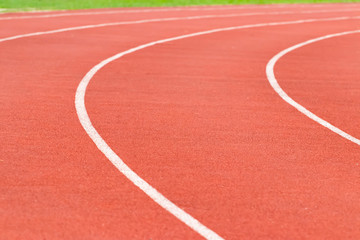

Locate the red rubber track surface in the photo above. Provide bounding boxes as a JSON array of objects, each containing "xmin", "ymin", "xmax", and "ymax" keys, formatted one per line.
[{"xmin": 1, "ymin": 3, "xmax": 360, "ymax": 240}]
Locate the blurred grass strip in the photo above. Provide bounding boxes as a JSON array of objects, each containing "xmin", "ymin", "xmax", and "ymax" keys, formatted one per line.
[{"xmin": 1, "ymin": 0, "xmax": 359, "ymax": 11}]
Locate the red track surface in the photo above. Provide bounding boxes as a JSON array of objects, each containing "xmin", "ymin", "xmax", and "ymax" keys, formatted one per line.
[{"xmin": 1, "ymin": 3, "xmax": 360, "ymax": 240}]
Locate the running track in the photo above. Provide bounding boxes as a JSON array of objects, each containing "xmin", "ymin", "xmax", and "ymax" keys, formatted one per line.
[{"xmin": 1, "ymin": 3, "xmax": 360, "ymax": 240}]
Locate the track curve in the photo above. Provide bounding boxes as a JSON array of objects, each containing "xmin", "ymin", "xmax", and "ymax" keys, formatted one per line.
[{"xmin": 1, "ymin": 4, "xmax": 360, "ymax": 240}]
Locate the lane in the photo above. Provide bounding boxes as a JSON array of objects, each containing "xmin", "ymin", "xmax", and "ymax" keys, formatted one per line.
[
  {"xmin": 2, "ymin": 11, "xmax": 360, "ymax": 43},
  {"xmin": 1, "ymin": 13, "xmax": 223, "ymax": 240},
  {"xmin": 1, "ymin": 4, "xmax": 360, "ymax": 38},
  {"xmin": 1, "ymin": 5, "xmax": 359, "ymax": 239},
  {"xmin": 84, "ymin": 18, "xmax": 360, "ymax": 239}
]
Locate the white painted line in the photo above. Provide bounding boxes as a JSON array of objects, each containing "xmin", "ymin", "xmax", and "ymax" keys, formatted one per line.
[
  {"xmin": 266, "ymin": 30, "xmax": 360, "ymax": 146},
  {"xmin": 1, "ymin": 3, "xmax": 360, "ymax": 20},
  {"xmin": 266, "ymin": 30, "xmax": 360, "ymax": 145},
  {"xmin": 74, "ymin": 17, "xmax": 360, "ymax": 239}
]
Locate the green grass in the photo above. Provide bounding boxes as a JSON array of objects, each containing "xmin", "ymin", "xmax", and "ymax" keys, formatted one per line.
[{"xmin": 1, "ymin": 0, "xmax": 359, "ymax": 11}]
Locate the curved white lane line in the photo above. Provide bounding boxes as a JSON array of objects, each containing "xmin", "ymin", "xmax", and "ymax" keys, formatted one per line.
[
  {"xmin": 1, "ymin": 3, "xmax": 360, "ymax": 21},
  {"xmin": 75, "ymin": 17, "xmax": 360, "ymax": 239},
  {"xmin": 1, "ymin": 10, "xmax": 360, "ymax": 44},
  {"xmin": 266, "ymin": 30, "xmax": 360, "ymax": 145}
]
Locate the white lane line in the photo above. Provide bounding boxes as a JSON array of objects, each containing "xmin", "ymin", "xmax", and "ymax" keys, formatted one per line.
[
  {"xmin": 2, "ymin": 9, "xmax": 360, "ymax": 43},
  {"xmin": 1, "ymin": 3, "xmax": 360, "ymax": 20},
  {"xmin": 74, "ymin": 17, "xmax": 360, "ymax": 239},
  {"xmin": 266, "ymin": 30, "xmax": 360, "ymax": 146}
]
